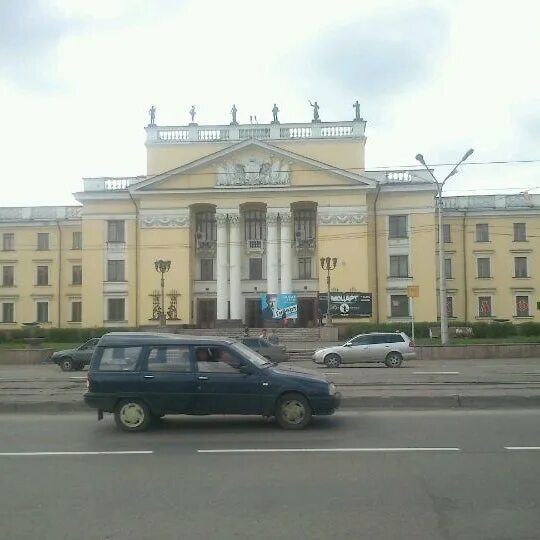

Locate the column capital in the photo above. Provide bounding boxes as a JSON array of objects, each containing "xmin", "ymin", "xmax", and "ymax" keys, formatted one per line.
[
  {"xmin": 228, "ymin": 213, "xmax": 241, "ymax": 225},
  {"xmin": 266, "ymin": 212, "xmax": 279, "ymax": 224},
  {"xmin": 280, "ymin": 211, "xmax": 292, "ymax": 223},
  {"xmin": 216, "ymin": 213, "xmax": 228, "ymax": 227}
]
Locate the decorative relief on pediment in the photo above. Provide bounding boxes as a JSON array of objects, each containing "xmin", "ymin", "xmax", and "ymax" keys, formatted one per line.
[{"xmin": 217, "ymin": 156, "xmax": 290, "ymax": 186}]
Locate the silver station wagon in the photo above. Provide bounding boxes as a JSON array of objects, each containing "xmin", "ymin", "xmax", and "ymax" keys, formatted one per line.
[{"xmin": 313, "ymin": 332, "xmax": 416, "ymax": 368}]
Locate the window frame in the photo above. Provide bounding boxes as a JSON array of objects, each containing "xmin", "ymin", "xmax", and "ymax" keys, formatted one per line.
[
  {"xmin": 476, "ymin": 257, "xmax": 491, "ymax": 279},
  {"xmin": 513, "ymin": 222, "xmax": 526, "ymax": 242},
  {"xmin": 37, "ymin": 232, "xmax": 49, "ymax": 251},
  {"xmin": 249, "ymin": 257, "xmax": 263, "ymax": 280},
  {"xmin": 107, "ymin": 220, "xmax": 125, "ymax": 243},
  {"xmin": 36, "ymin": 301, "xmax": 49, "ymax": 323},
  {"xmin": 1, "ymin": 302, "xmax": 14, "ymax": 323},
  {"xmin": 515, "ymin": 295, "xmax": 530, "ymax": 317},
  {"xmin": 514, "ymin": 256, "xmax": 528, "ymax": 278},
  {"xmin": 144, "ymin": 345, "xmax": 193, "ymax": 373},
  {"xmin": 477, "ymin": 296, "xmax": 492, "ymax": 318},
  {"xmin": 95, "ymin": 346, "xmax": 143, "ymax": 372},
  {"xmin": 72, "ymin": 231, "xmax": 82, "ymax": 250},
  {"xmin": 475, "ymin": 223, "xmax": 489, "ymax": 242},
  {"xmin": 72, "ymin": 265, "xmax": 82, "ymax": 285},
  {"xmin": 389, "ymin": 254, "xmax": 409, "ymax": 278},
  {"xmin": 298, "ymin": 256, "xmax": 312, "ymax": 279},
  {"xmin": 444, "ymin": 257, "xmax": 453, "ymax": 279},
  {"xmin": 388, "ymin": 215, "xmax": 408, "ymax": 239},
  {"xmin": 107, "ymin": 298, "xmax": 126, "ymax": 322},
  {"xmin": 390, "ymin": 294, "xmax": 410, "ymax": 318},
  {"xmin": 71, "ymin": 301, "xmax": 82, "ymax": 322},
  {"xmin": 2, "ymin": 233, "xmax": 14, "ymax": 251},
  {"xmin": 107, "ymin": 259, "xmax": 125, "ymax": 282},
  {"xmin": 2, "ymin": 265, "xmax": 14, "ymax": 287},
  {"xmin": 36, "ymin": 265, "xmax": 49, "ymax": 286}
]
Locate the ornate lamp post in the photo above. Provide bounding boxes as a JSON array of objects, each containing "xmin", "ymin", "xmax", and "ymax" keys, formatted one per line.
[
  {"xmin": 320, "ymin": 257, "xmax": 338, "ymax": 326},
  {"xmin": 415, "ymin": 149, "xmax": 474, "ymax": 345},
  {"xmin": 154, "ymin": 259, "xmax": 171, "ymax": 327}
]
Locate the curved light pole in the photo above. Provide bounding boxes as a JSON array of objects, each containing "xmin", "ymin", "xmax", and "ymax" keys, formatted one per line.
[
  {"xmin": 320, "ymin": 257, "xmax": 338, "ymax": 326},
  {"xmin": 415, "ymin": 149, "xmax": 474, "ymax": 345},
  {"xmin": 154, "ymin": 259, "xmax": 171, "ymax": 327}
]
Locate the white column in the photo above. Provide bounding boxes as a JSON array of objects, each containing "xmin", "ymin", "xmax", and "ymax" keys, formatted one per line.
[
  {"xmin": 229, "ymin": 213, "xmax": 242, "ymax": 320},
  {"xmin": 266, "ymin": 212, "xmax": 279, "ymax": 294},
  {"xmin": 216, "ymin": 212, "xmax": 229, "ymax": 320},
  {"xmin": 280, "ymin": 211, "xmax": 293, "ymax": 294}
]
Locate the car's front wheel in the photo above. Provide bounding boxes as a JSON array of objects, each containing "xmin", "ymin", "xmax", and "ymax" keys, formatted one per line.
[
  {"xmin": 275, "ymin": 393, "xmax": 312, "ymax": 430},
  {"xmin": 114, "ymin": 399, "xmax": 152, "ymax": 432},
  {"xmin": 385, "ymin": 352, "xmax": 403, "ymax": 368},
  {"xmin": 60, "ymin": 358, "xmax": 74, "ymax": 371},
  {"xmin": 324, "ymin": 353, "xmax": 341, "ymax": 368}
]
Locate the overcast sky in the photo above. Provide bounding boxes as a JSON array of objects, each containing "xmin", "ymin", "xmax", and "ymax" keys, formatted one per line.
[{"xmin": 1, "ymin": 0, "xmax": 539, "ymax": 207}]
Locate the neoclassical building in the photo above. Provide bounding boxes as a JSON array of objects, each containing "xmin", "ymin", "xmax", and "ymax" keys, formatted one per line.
[{"xmin": 0, "ymin": 108, "xmax": 539, "ymax": 328}]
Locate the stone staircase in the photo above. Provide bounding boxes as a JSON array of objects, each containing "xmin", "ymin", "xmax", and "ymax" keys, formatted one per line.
[{"xmin": 167, "ymin": 326, "xmax": 321, "ymax": 343}]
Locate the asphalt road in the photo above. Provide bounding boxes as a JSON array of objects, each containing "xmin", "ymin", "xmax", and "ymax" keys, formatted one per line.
[{"xmin": 1, "ymin": 410, "xmax": 540, "ymax": 539}]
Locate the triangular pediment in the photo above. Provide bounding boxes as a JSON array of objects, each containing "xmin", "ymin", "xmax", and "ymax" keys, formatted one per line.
[{"xmin": 131, "ymin": 139, "xmax": 374, "ymax": 191}]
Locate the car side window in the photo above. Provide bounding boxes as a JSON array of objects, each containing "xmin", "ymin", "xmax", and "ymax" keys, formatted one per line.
[
  {"xmin": 195, "ymin": 346, "xmax": 245, "ymax": 373},
  {"xmin": 97, "ymin": 347, "xmax": 142, "ymax": 371},
  {"xmin": 350, "ymin": 336, "xmax": 369, "ymax": 345},
  {"xmin": 381, "ymin": 335, "xmax": 404, "ymax": 343},
  {"xmin": 242, "ymin": 339, "xmax": 258, "ymax": 347},
  {"xmin": 146, "ymin": 346, "xmax": 192, "ymax": 372}
]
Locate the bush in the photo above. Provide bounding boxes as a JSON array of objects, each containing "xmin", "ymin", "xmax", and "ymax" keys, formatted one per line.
[
  {"xmin": 0, "ymin": 326, "xmax": 139, "ymax": 344},
  {"xmin": 516, "ymin": 322, "xmax": 540, "ymax": 337},
  {"xmin": 338, "ymin": 321, "xmax": 440, "ymax": 340}
]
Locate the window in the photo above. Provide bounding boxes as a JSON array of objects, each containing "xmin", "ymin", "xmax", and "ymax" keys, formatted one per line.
[
  {"xmin": 36, "ymin": 301, "xmax": 48, "ymax": 323},
  {"xmin": 443, "ymin": 224, "xmax": 451, "ymax": 243},
  {"xmin": 72, "ymin": 231, "xmax": 82, "ymax": 250},
  {"xmin": 98, "ymin": 347, "xmax": 141, "ymax": 371},
  {"xmin": 107, "ymin": 260, "xmax": 125, "ymax": 282},
  {"xmin": 72, "ymin": 265, "xmax": 82, "ymax": 285},
  {"xmin": 477, "ymin": 258, "xmax": 491, "ymax": 278},
  {"xmin": 370, "ymin": 334, "xmax": 405, "ymax": 344},
  {"xmin": 514, "ymin": 257, "xmax": 528, "ymax": 278},
  {"xmin": 107, "ymin": 298, "xmax": 125, "ymax": 321},
  {"xmin": 446, "ymin": 297, "xmax": 454, "ymax": 318},
  {"xmin": 200, "ymin": 259, "xmax": 214, "ymax": 281},
  {"xmin": 478, "ymin": 296, "xmax": 492, "ymax": 317},
  {"xmin": 516, "ymin": 296, "xmax": 529, "ymax": 317},
  {"xmin": 37, "ymin": 232, "xmax": 49, "ymax": 250},
  {"xmin": 475, "ymin": 223, "xmax": 489, "ymax": 242},
  {"xmin": 513, "ymin": 223, "xmax": 526, "ymax": 242},
  {"xmin": 107, "ymin": 220, "xmax": 125, "ymax": 243},
  {"xmin": 2, "ymin": 233, "xmax": 14, "ymax": 251},
  {"xmin": 2, "ymin": 303, "xmax": 14, "ymax": 323},
  {"xmin": 298, "ymin": 257, "xmax": 312, "ymax": 279},
  {"xmin": 71, "ymin": 301, "xmax": 82, "ymax": 322},
  {"xmin": 147, "ymin": 346, "xmax": 191, "ymax": 372},
  {"xmin": 249, "ymin": 258, "xmax": 263, "ymax": 280},
  {"xmin": 195, "ymin": 346, "xmax": 244, "ymax": 373},
  {"xmin": 244, "ymin": 210, "xmax": 266, "ymax": 241},
  {"xmin": 2, "ymin": 266, "xmax": 14, "ymax": 287},
  {"xmin": 444, "ymin": 258, "xmax": 452, "ymax": 279},
  {"xmin": 294, "ymin": 209, "xmax": 316, "ymax": 241},
  {"xmin": 389, "ymin": 215, "xmax": 408, "ymax": 239},
  {"xmin": 389, "ymin": 255, "xmax": 408, "ymax": 277},
  {"xmin": 195, "ymin": 212, "xmax": 216, "ymax": 243},
  {"xmin": 37, "ymin": 266, "xmax": 49, "ymax": 286},
  {"xmin": 390, "ymin": 295, "xmax": 409, "ymax": 317}
]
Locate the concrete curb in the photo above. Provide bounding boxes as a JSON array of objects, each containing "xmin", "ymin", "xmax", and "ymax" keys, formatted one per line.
[{"xmin": 2, "ymin": 393, "xmax": 540, "ymax": 413}]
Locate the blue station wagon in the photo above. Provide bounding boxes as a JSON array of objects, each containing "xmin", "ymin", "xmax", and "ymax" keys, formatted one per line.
[{"xmin": 84, "ymin": 333, "xmax": 341, "ymax": 432}]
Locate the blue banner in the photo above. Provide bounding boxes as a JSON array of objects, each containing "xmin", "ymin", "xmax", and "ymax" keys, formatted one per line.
[{"xmin": 261, "ymin": 294, "xmax": 298, "ymax": 320}]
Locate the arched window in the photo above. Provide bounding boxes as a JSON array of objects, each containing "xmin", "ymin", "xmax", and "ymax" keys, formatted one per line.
[
  {"xmin": 195, "ymin": 212, "xmax": 216, "ymax": 241},
  {"xmin": 294, "ymin": 209, "xmax": 316, "ymax": 240},
  {"xmin": 244, "ymin": 210, "xmax": 266, "ymax": 240}
]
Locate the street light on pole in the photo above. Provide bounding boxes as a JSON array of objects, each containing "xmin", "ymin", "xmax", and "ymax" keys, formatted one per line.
[
  {"xmin": 320, "ymin": 257, "xmax": 338, "ymax": 326},
  {"xmin": 415, "ymin": 149, "xmax": 474, "ymax": 345},
  {"xmin": 154, "ymin": 259, "xmax": 171, "ymax": 328}
]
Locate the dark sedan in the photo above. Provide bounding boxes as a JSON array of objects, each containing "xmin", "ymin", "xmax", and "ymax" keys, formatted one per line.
[{"xmin": 51, "ymin": 338, "xmax": 99, "ymax": 371}]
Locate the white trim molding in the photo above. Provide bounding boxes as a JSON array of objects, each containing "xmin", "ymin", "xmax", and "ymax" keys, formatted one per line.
[{"xmin": 317, "ymin": 206, "xmax": 367, "ymax": 226}]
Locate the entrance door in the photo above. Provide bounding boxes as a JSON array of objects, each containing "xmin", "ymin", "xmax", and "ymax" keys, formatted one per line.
[
  {"xmin": 197, "ymin": 299, "xmax": 216, "ymax": 328},
  {"xmin": 298, "ymin": 298, "xmax": 316, "ymax": 327},
  {"xmin": 245, "ymin": 298, "xmax": 263, "ymax": 327}
]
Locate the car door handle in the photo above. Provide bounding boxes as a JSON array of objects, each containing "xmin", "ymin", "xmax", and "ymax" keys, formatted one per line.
[
  {"xmin": 198, "ymin": 376, "xmax": 209, "ymax": 380},
  {"xmin": 143, "ymin": 375, "xmax": 155, "ymax": 379}
]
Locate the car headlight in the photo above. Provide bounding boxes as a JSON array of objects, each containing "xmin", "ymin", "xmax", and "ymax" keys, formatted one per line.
[{"xmin": 328, "ymin": 383, "xmax": 337, "ymax": 395}]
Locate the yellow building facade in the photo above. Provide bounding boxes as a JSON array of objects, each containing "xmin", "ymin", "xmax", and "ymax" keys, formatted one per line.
[{"xmin": 0, "ymin": 111, "xmax": 538, "ymax": 329}]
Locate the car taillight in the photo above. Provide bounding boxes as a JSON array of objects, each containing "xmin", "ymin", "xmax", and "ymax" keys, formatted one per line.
[{"xmin": 409, "ymin": 341, "xmax": 416, "ymax": 348}]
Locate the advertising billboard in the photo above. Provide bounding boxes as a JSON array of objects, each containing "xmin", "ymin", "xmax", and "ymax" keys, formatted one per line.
[
  {"xmin": 318, "ymin": 292, "xmax": 372, "ymax": 318},
  {"xmin": 261, "ymin": 294, "xmax": 298, "ymax": 320}
]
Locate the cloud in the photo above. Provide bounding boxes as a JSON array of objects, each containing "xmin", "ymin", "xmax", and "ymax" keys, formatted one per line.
[{"xmin": 306, "ymin": 7, "xmax": 448, "ymax": 101}]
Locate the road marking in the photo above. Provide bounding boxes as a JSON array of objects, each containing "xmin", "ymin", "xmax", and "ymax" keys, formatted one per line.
[
  {"xmin": 413, "ymin": 371, "xmax": 460, "ymax": 375},
  {"xmin": 324, "ymin": 372, "xmax": 340, "ymax": 375},
  {"xmin": 0, "ymin": 451, "xmax": 154, "ymax": 456},
  {"xmin": 504, "ymin": 447, "xmax": 540, "ymax": 451},
  {"xmin": 197, "ymin": 447, "xmax": 461, "ymax": 454},
  {"xmin": 69, "ymin": 376, "xmax": 86, "ymax": 380}
]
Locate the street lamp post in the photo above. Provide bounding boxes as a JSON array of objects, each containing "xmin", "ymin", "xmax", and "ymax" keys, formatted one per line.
[
  {"xmin": 415, "ymin": 149, "xmax": 474, "ymax": 345},
  {"xmin": 320, "ymin": 257, "xmax": 338, "ymax": 326},
  {"xmin": 154, "ymin": 259, "xmax": 171, "ymax": 328}
]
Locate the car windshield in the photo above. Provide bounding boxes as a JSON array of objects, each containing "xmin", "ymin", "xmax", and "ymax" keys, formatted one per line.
[{"xmin": 231, "ymin": 342, "xmax": 273, "ymax": 368}]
